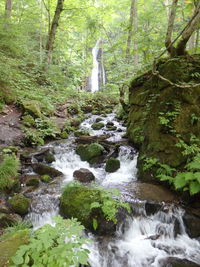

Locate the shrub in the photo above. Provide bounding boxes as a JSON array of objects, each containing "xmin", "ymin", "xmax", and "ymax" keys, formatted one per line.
[
  {"xmin": 11, "ymin": 216, "xmax": 89, "ymax": 267},
  {"xmin": 0, "ymin": 155, "xmax": 20, "ymax": 192}
]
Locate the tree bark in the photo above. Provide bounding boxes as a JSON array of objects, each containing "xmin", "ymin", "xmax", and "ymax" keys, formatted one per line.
[
  {"xmin": 46, "ymin": 0, "xmax": 65, "ymax": 66},
  {"xmin": 133, "ymin": 0, "xmax": 138, "ymax": 66},
  {"xmin": 5, "ymin": 0, "xmax": 12, "ymax": 19},
  {"xmin": 165, "ymin": 0, "xmax": 178, "ymax": 56},
  {"xmin": 175, "ymin": 2, "xmax": 200, "ymax": 56},
  {"xmin": 126, "ymin": 0, "xmax": 135, "ymax": 62}
]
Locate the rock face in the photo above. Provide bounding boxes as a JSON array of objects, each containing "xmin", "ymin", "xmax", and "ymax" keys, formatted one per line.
[
  {"xmin": 73, "ymin": 168, "xmax": 95, "ymax": 183},
  {"xmin": 161, "ymin": 257, "xmax": 199, "ymax": 267},
  {"xmin": 76, "ymin": 143, "xmax": 105, "ymax": 164},
  {"xmin": 183, "ymin": 212, "xmax": 200, "ymax": 238},
  {"xmin": 32, "ymin": 163, "xmax": 62, "ymax": 177},
  {"xmin": 105, "ymin": 158, "xmax": 120, "ymax": 173},
  {"xmin": 127, "ymin": 56, "xmax": 200, "ymax": 181}
]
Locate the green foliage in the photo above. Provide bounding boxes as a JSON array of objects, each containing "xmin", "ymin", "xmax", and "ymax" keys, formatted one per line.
[
  {"xmin": 11, "ymin": 216, "xmax": 89, "ymax": 267},
  {"xmin": 0, "ymin": 155, "xmax": 20, "ymax": 192},
  {"xmin": 0, "ymin": 222, "xmax": 31, "ymax": 242},
  {"xmin": 176, "ymin": 139, "xmax": 200, "ymax": 156},
  {"xmin": 35, "ymin": 117, "xmax": 59, "ymax": 138},
  {"xmin": 144, "ymin": 155, "xmax": 200, "ymax": 195}
]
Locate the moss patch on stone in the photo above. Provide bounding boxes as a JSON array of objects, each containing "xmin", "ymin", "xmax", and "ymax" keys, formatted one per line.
[
  {"xmin": 8, "ymin": 194, "xmax": 30, "ymax": 215},
  {"xmin": 76, "ymin": 143, "xmax": 105, "ymax": 164},
  {"xmin": 105, "ymin": 158, "xmax": 120, "ymax": 173}
]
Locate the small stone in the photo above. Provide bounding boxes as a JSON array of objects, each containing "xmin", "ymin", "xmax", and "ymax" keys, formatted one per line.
[
  {"xmin": 91, "ymin": 122, "xmax": 104, "ymax": 130},
  {"xmin": 73, "ymin": 168, "xmax": 95, "ymax": 183},
  {"xmin": 96, "ymin": 117, "xmax": 103, "ymax": 122}
]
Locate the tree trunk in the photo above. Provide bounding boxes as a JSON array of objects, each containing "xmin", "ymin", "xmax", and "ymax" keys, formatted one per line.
[
  {"xmin": 126, "ymin": 0, "xmax": 135, "ymax": 62},
  {"xmin": 133, "ymin": 0, "xmax": 138, "ymax": 66},
  {"xmin": 46, "ymin": 0, "xmax": 64, "ymax": 66},
  {"xmin": 165, "ymin": 0, "xmax": 178, "ymax": 57},
  {"xmin": 5, "ymin": 0, "xmax": 12, "ymax": 19},
  {"xmin": 175, "ymin": 2, "xmax": 200, "ymax": 56}
]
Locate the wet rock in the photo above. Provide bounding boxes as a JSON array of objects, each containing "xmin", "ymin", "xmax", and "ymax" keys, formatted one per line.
[
  {"xmin": 31, "ymin": 148, "xmax": 55, "ymax": 163},
  {"xmin": 145, "ymin": 201, "xmax": 162, "ymax": 216},
  {"xmin": 91, "ymin": 122, "xmax": 104, "ymax": 130},
  {"xmin": 161, "ymin": 257, "xmax": 199, "ymax": 267},
  {"xmin": 32, "ymin": 163, "xmax": 63, "ymax": 178},
  {"xmin": 127, "ymin": 182, "xmax": 178, "ymax": 202},
  {"xmin": 76, "ymin": 143, "xmax": 105, "ymax": 164},
  {"xmin": 73, "ymin": 168, "xmax": 95, "ymax": 183},
  {"xmin": 106, "ymin": 126, "xmax": 117, "ymax": 131},
  {"xmin": 183, "ymin": 213, "xmax": 200, "ymax": 238},
  {"xmin": 76, "ymin": 135, "xmax": 109, "ymax": 145},
  {"xmin": 106, "ymin": 122, "xmax": 114, "ymax": 127},
  {"xmin": 25, "ymin": 175, "xmax": 40, "ymax": 187},
  {"xmin": 96, "ymin": 117, "xmax": 103, "ymax": 122},
  {"xmin": 105, "ymin": 158, "xmax": 120, "ymax": 173},
  {"xmin": 8, "ymin": 194, "xmax": 30, "ymax": 215},
  {"xmin": 0, "ymin": 213, "xmax": 22, "ymax": 228}
]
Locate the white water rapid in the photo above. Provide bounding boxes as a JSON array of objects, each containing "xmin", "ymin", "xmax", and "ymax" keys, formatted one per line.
[
  {"xmin": 25, "ymin": 113, "xmax": 200, "ymax": 267},
  {"xmin": 91, "ymin": 40, "xmax": 100, "ymax": 92}
]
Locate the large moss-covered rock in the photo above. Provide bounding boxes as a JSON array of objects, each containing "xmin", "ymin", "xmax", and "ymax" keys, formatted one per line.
[
  {"xmin": 105, "ymin": 158, "xmax": 120, "ymax": 173},
  {"xmin": 22, "ymin": 100, "xmax": 42, "ymax": 118},
  {"xmin": 76, "ymin": 143, "xmax": 105, "ymax": 164},
  {"xmin": 0, "ymin": 230, "xmax": 29, "ymax": 267},
  {"xmin": 8, "ymin": 194, "xmax": 30, "ymax": 215},
  {"xmin": 60, "ymin": 183, "xmax": 126, "ymax": 235},
  {"xmin": 32, "ymin": 163, "xmax": 62, "ymax": 177},
  {"xmin": 127, "ymin": 56, "xmax": 200, "ymax": 181}
]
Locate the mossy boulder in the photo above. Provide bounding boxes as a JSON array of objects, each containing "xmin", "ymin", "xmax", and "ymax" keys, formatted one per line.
[
  {"xmin": 60, "ymin": 183, "xmax": 126, "ymax": 235},
  {"xmin": 25, "ymin": 175, "xmax": 40, "ymax": 187},
  {"xmin": 105, "ymin": 158, "xmax": 120, "ymax": 173},
  {"xmin": 76, "ymin": 143, "xmax": 105, "ymax": 164},
  {"xmin": 44, "ymin": 152, "xmax": 55, "ymax": 164},
  {"xmin": 96, "ymin": 117, "xmax": 103, "ymax": 122},
  {"xmin": 0, "ymin": 230, "xmax": 29, "ymax": 267},
  {"xmin": 91, "ymin": 122, "xmax": 104, "ymax": 130},
  {"xmin": 32, "ymin": 163, "xmax": 62, "ymax": 177},
  {"xmin": 22, "ymin": 100, "xmax": 42, "ymax": 118},
  {"xmin": 8, "ymin": 194, "xmax": 30, "ymax": 215},
  {"xmin": 127, "ymin": 55, "xmax": 200, "ymax": 182}
]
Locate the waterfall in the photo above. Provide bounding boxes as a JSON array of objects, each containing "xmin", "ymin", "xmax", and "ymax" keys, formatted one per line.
[{"xmin": 90, "ymin": 40, "xmax": 106, "ymax": 92}]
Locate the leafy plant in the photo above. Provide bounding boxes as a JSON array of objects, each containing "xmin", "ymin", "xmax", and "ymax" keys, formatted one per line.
[
  {"xmin": 0, "ymin": 155, "xmax": 20, "ymax": 191},
  {"xmin": 11, "ymin": 216, "xmax": 89, "ymax": 267},
  {"xmin": 90, "ymin": 187, "xmax": 131, "ymax": 225}
]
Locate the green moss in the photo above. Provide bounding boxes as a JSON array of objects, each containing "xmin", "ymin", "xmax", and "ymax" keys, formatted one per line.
[
  {"xmin": 76, "ymin": 143, "xmax": 105, "ymax": 163},
  {"xmin": 60, "ymin": 131, "xmax": 69, "ymax": 139},
  {"xmin": 44, "ymin": 152, "xmax": 55, "ymax": 163},
  {"xmin": 22, "ymin": 100, "xmax": 42, "ymax": 118},
  {"xmin": 0, "ymin": 230, "xmax": 30, "ymax": 267},
  {"xmin": 105, "ymin": 158, "xmax": 120, "ymax": 173},
  {"xmin": 74, "ymin": 130, "xmax": 90, "ymax": 137},
  {"xmin": 41, "ymin": 174, "xmax": 51, "ymax": 183},
  {"xmin": 0, "ymin": 213, "xmax": 22, "ymax": 228},
  {"xmin": 91, "ymin": 122, "xmax": 104, "ymax": 130},
  {"xmin": 25, "ymin": 176, "xmax": 40, "ymax": 187},
  {"xmin": 8, "ymin": 194, "xmax": 30, "ymax": 215},
  {"xmin": 21, "ymin": 115, "xmax": 35, "ymax": 127}
]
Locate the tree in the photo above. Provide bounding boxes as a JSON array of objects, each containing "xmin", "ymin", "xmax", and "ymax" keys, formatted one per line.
[
  {"xmin": 46, "ymin": 0, "xmax": 65, "ymax": 66},
  {"xmin": 5, "ymin": 0, "xmax": 12, "ymax": 19},
  {"xmin": 126, "ymin": 0, "xmax": 138, "ymax": 65},
  {"xmin": 165, "ymin": 0, "xmax": 200, "ymax": 57}
]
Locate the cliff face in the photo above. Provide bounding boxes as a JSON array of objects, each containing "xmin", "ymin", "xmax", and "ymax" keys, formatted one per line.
[{"xmin": 127, "ymin": 55, "xmax": 200, "ymax": 181}]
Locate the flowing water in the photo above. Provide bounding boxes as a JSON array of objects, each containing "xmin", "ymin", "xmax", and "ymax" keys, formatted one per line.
[{"xmin": 25, "ymin": 113, "xmax": 200, "ymax": 266}]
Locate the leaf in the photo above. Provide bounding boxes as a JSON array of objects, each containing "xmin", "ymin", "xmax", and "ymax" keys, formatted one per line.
[
  {"xmin": 189, "ymin": 181, "xmax": 200, "ymax": 195},
  {"xmin": 174, "ymin": 173, "xmax": 188, "ymax": 189},
  {"xmin": 90, "ymin": 202, "xmax": 101, "ymax": 209},
  {"xmin": 92, "ymin": 218, "xmax": 98, "ymax": 230}
]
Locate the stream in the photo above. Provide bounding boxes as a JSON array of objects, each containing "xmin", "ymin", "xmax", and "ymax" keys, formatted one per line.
[{"xmin": 24, "ymin": 113, "xmax": 200, "ymax": 267}]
